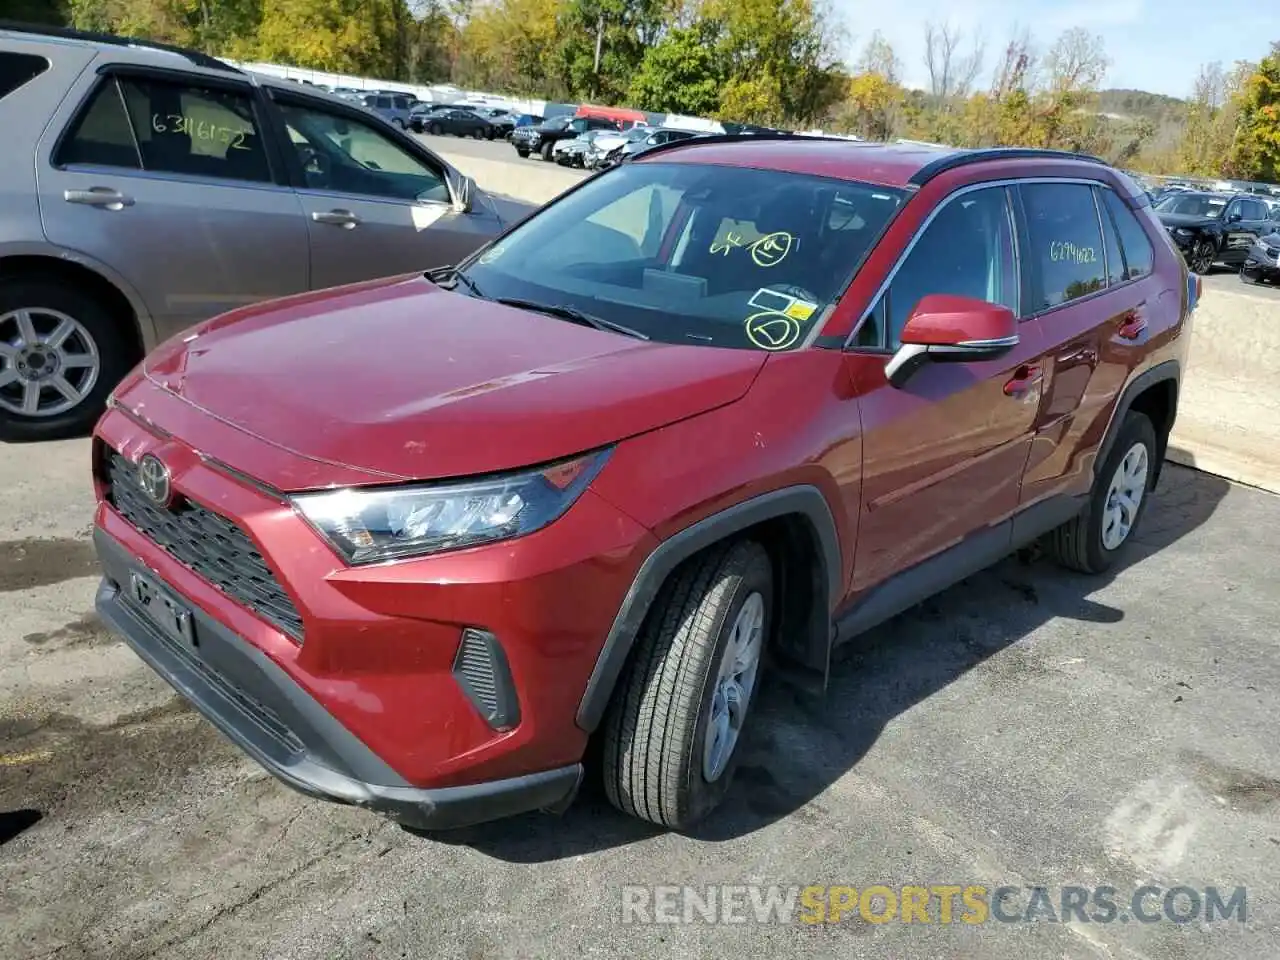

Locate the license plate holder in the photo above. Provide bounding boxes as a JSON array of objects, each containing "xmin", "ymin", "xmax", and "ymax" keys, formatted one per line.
[{"xmin": 129, "ymin": 571, "xmax": 195, "ymax": 648}]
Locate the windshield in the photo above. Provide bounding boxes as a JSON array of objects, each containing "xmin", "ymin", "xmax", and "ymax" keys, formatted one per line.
[
  {"xmin": 457, "ymin": 161, "xmax": 906, "ymax": 351},
  {"xmin": 1156, "ymin": 194, "xmax": 1226, "ymax": 218}
]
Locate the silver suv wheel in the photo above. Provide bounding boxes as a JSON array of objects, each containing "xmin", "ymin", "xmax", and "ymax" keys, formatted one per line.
[{"xmin": 0, "ymin": 307, "xmax": 101, "ymax": 418}]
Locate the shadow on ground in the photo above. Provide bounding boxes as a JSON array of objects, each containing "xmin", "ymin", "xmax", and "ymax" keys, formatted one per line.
[{"xmin": 423, "ymin": 463, "xmax": 1232, "ymax": 862}]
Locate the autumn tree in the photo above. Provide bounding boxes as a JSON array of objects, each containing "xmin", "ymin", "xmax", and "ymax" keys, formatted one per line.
[
  {"xmin": 841, "ymin": 31, "xmax": 902, "ymax": 140},
  {"xmin": 1230, "ymin": 43, "xmax": 1280, "ymax": 179},
  {"xmin": 628, "ymin": 21, "xmax": 723, "ymax": 115}
]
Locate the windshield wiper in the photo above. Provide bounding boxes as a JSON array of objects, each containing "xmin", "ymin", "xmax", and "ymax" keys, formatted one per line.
[
  {"xmin": 427, "ymin": 266, "xmax": 484, "ymax": 298},
  {"xmin": 492, "ymin": 297, "xmax": 650, "ymax": 340}
]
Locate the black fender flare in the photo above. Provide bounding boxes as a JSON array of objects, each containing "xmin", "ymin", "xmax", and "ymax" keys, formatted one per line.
[
  {"xmin": 1095, "ymin": 359, "xmax": 1180, "ymax": 478},
  {"xmin": 574, "ymin": 485, "xmax": 842, "ymax": 733}
]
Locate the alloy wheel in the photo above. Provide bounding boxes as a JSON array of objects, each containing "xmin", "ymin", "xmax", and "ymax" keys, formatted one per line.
[
  {"xmin": 0, "ymin": 307, "xmax": 100, "ymax": 418},
  {"xmin": 1191, "ymin": 242, "xmax": 1214, "ymax": 274}
]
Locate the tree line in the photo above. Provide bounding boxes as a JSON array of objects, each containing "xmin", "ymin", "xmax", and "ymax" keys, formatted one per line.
[{"xmin": 12, "ymin": 0, "xmax": 1280, "ymax": 181}]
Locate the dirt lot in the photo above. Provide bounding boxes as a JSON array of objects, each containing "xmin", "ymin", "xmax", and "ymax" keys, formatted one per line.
[{"xmin": 1, "ymin": 434, "xmax": 1277, "ymax": 960}]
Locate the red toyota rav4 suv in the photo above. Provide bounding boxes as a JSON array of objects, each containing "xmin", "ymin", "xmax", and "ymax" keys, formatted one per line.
[{"xmin": 92, "ymin": 138, "xmax": 1195, "ymax": 832}]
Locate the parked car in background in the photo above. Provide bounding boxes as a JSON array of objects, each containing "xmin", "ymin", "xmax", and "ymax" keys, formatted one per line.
[
  {"xmin": 1153, "ymin": 191, "xmax": 1275, "ymax": 273},
  {"xmin": 511, "ymin": 114, "xmax": 619, "ymax": 160},
  {"xmin": 615, "ymin": 127, "xmax": 701, "ymax": 163},
  {"xmin": 421, "ymin": 107, "xmax": 503, "ymax": 140},
  {"xmin": 332, "ymin": 86, "xmax": 363, "ymax": 102},
  {"xmin": 1240, "ymin": 227, "xmax": 1280, "ymax": 285},
  {"xmin": 584, "ymin": 125, "xmax": 652, "ymax": 169},
  {"xmin": 360, "ymin": 91, "xmax": 414, "ymax": 128},
  {"xmin": 472, "ymin": 107, "xmax": 516, "ymax": 138},
  {"xmin": 0, "ymin": 23, "xmax": 517, "ymax": 441},
  {"xmin": 91, "ymin": 135, "xmax": 1189, "ymax": 835},
  {"xmin": 408, "ymin": 102, "xmax": 460, "ymax": 132},
  {"xmin": 553, "ymin": 129, "xmax": 610, "ymax": 167}
]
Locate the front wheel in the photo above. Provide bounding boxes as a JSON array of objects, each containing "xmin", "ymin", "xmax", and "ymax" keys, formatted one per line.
[
  {"xmin": 428, "ymin": 122, "xmax": 442, "ymax": 135},
  {"xmin": 541, "ymin": 140, "xmax": 555, "ymax": 161},
  {"xmin": 1044, "ymin": 412, "xmax": 1158, "ymax": 574},
  {"xmin": 1189, "ymin": 240, "xmax": 1215, "ymax": 275},
  {"xmin": 602, "ymin": 540, "xmax": 773, "ymax": 829},
  {"xmin": 472, "ymin": 128, "xmax": 484, "ymax": 139},
  {"xmin": 515, "ymin": 148, "xmax": 529, "ymax": 158},
  {"xmin": 1241, "ymin": 264, "xmax": 1261, "ymax": 284},
  {"xmin": 0, "ymin": 280, "xmax": 134, "ymax": 442}
]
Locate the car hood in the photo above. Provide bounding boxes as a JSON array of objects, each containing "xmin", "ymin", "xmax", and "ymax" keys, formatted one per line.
[
  {"xmin": 1157, "ymin": 212, "xmax": 1221, "ymax": 229},
  {"xmin": 140, "ymin": 276, "xmax": 766, "ymax": 487}
]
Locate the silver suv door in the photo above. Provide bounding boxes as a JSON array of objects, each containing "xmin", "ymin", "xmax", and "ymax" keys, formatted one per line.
[
  {"xmin": 36, "ymin": 65, "xmax": 309, "ymax": 342},
  {"xmin": 266, "ymin": 91, "xmax": 503, "ymax": 287}
]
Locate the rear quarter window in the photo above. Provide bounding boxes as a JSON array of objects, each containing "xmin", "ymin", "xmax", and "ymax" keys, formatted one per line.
[
  {"xmin": 1101, "ymin": 189, "xmax": 1154, "ymax": 280},
  {"xmin": 0, "ymin": 52, "xmax": 49, "ymax": 101}
]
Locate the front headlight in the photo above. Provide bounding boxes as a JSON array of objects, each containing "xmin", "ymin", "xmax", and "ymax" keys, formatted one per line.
[
  {"xmin": 1175, "ymin": 227, "xmax": 1195, "ymax": 237},
  {"xmin": 293, "ymin": 448, "xmax": 612, "ymax": 565}
]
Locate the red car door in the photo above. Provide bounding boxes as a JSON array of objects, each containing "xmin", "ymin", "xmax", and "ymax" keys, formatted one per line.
[
  {"xmin": 1016, "ymin": 181, "xmax": 1161, "ymax": 508},
  {"xmin": 842, "ymin": 183, "xmax": 1046, "ymax": 601}
]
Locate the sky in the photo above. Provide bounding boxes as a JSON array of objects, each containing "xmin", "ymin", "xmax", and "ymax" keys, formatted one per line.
[{"xmin": 835, "ymin": 0, "xmax": 1280, "ymax": 99}]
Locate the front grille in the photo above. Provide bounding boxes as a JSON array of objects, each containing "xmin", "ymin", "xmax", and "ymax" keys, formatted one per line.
[{"xmin": 106, "ymin": 453, "xmax": 305, "ymax": 642}]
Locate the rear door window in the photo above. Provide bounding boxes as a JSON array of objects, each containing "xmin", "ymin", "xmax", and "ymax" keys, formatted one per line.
[
  {"xmin": 0, "ymin": 52, "xmax": 49, "ymax": 100},
  {"xmin": 1020, "ymin": 182, "xmax": 1108, "ymax": 310},
  {"xmin": 114, "ymin": 76, "xmax": 273, "ymax": 183}
]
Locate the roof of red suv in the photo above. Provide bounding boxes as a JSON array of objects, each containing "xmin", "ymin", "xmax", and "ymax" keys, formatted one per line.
[{"xmin": 635, "ymin": 135, "xmax": 1111, "ymax": 191}]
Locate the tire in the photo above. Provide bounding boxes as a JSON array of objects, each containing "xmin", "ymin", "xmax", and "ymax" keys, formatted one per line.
[
  {"xmin": 472, "ymin": 128, "xmax": 484, "ymax": 139},
  {"xmin": 1189, "ymin": 239, "xmax": 1215, "ymax": 275},
  {"xmin": 0, "ymin": 279, "xmax": 134, "ymax": 443},
  {"xmin": 1045, "ymin": 412, "xmax": 1158, "ymax": 574},
  {"xmin": 516, "ymin": 149, "xmax": 529, "ymax": 158},
  {"xmin": 394, "ymin": 118, "xmax": 405, "ymax": 129},
  {"xmin": 428, "ymin": 122, "xmax": 442, "ymax": 135},
  {"xmin": 1241, "ymin": 265, "xmax": 1260, "ymax": 285},
  {"xmin": 541, "ymin": 140, "xmax": 555, "ymax": 161},
  {"xmin": 602, "ymin": 539, "xmax": 773, "ymax": 829}
]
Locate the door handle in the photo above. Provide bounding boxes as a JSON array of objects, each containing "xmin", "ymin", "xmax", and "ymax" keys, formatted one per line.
[
  {"xmin": 1118, "ymin": 312, "xmax": 1148, "ymax": 340},
  {"xmin": 312, "ymin": 209, "xmax": 361, "ymax": 228},
  {"xmin": 1057, "ymin": 346, "xmax": 1098, "ymax": 366},
  {"xmin": 63, "ymin": 187, "xmax": 133, "ymax": 210},
  {"xmin": 1003, "ymin": 364, "xmax": 1042, "ymax": 396}
]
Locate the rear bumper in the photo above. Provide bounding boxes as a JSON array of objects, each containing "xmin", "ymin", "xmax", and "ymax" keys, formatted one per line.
[{"xmin": 94, "ymin": 527, "xmax": 583, "ymax": 830}]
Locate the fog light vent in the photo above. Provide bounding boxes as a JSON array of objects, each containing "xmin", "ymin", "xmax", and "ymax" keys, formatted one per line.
[{"xmin": 452, "ymin": 628, "xmax": 520, "ymax": 730}]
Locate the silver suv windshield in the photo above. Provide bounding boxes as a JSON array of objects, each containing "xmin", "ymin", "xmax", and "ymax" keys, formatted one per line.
[{"xmin": 456, "ymin": 161, "xmax": 905, "ymax": 351}]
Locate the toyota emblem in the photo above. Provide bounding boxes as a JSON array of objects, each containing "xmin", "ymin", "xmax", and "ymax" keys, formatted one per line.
[{"xmin": 137, "ymin": 454, "xmax": 172, "ymax": 507}]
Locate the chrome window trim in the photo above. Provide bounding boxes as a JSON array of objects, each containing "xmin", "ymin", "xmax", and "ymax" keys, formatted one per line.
[{"xmin": 843, "ymin": 175, "xmax": 1128, "ymax": 352}]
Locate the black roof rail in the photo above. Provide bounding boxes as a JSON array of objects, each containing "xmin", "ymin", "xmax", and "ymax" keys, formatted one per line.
[
  {"xmin": 907, "ymin": 147, "xmax": 1108, "ymax": 186},
  {"xmin": 629, "ymin": 130, "xmax": 872, "ymax": 163},
  {"xmin": 0, "ymin": 20, "xmax": 241, "ymax": 73}
]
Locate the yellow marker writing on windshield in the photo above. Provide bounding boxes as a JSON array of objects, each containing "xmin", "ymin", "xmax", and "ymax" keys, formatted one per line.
[
  {"xmin": 745, "ymin": 310, "xmax": 803, "ymax": 351},
  {"xmin": 750, "ymin": 231, "xmax": 795, "ymax": 267},
  {"xmin": 711, "ymin": 231, "xmax": 745, "ymax": 256}
]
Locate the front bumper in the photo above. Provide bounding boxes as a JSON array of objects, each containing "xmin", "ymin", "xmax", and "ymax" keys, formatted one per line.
[
  {"xmin": 1243, "ymin": 251, "xmax": 1280, "ymax": 278},
  {"xmin": 94, "ymin": 527, "xmax": 584, "ymax": 830},
  {"xmin": 90, "ymin": 397, "xmax": 658, "ymax": 825},
  {"xmin": 1165, "ymin": 229, "xmax": 1197, "ymax": 253}
]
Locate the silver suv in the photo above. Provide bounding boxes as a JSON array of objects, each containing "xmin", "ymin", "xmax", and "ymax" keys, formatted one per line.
[{"xmin": 0, "ymin": 24, "xmax": 517, "ymax": 441}]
